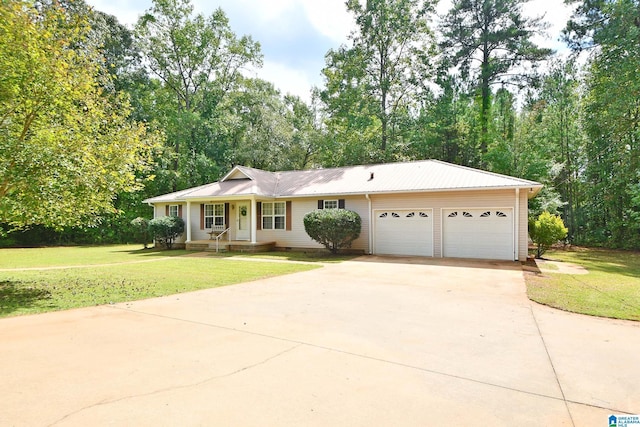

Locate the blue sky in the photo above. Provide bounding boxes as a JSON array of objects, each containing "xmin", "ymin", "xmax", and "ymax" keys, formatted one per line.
[{"xmin": 85, "ymin": 0, "xmax": 574, "ymax": 102}]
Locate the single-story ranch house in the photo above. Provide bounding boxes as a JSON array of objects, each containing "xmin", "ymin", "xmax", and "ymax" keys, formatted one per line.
[{"xmin": 143, "ymin": 160, "xmax": 542, "ymax": 261}]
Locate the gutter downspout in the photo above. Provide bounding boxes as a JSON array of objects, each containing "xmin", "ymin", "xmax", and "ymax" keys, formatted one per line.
[
  {"xmin": 365, "ymin": 194, "xmax": 372, "ymax": 254},
  {"xmin": 515, "ymin": 188, "xmax": 520, "ymax": 261}
]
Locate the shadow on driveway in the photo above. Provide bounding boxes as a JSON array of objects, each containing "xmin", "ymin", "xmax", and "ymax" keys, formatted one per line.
[{"xmin": 351, "ymin": 254, "xmax": 522, "ymax": 271}]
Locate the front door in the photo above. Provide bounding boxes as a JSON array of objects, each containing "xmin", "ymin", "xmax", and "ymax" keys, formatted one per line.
[{"xmin": 236, "ymin": 201, "xmax": 250, "ymax": 240}]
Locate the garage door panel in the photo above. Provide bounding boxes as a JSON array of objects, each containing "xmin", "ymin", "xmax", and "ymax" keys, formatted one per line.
[
  {"xmin": 375, "ymin": 210, "xmax": 433, "ymax": 257},
  {"xmin": 443, "ymin": 209, "xmax": 513, "ymax": 260}
]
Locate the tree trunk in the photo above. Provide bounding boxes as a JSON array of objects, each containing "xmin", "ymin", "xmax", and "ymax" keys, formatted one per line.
[{"xmin": 480, "ymin": 42, "xmax": 491, "ymax": 158}]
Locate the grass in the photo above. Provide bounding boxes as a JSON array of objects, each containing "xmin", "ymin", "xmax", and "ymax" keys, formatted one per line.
[
  {"xmin": 0, "ymin": 245, "xmax": 321, "ymax": 318},
  {"xmin": 525, "ymin": 247, "xmax": 640, "ymax": 321},
  {"xmin": 0, "ymin": 244, "xmax": 191, "ymax": 268}
]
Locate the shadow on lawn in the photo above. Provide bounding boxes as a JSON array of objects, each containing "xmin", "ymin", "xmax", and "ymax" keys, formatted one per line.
[
  {"xmin": 0, "ymin": 281, "xmax": 51, "ymax": 316},
  {"xmin": 115, "ymin": 248, "xmax": 198, "ymax": 258},
  {"xmin": 548, "ymin": 248, "xmax": 640, "ymax": 279}
]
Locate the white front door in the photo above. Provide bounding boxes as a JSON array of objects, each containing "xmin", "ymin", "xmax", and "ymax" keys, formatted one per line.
[{"xmin": 236, "ymin": 202, "xmax": 250, "ymax": 240}]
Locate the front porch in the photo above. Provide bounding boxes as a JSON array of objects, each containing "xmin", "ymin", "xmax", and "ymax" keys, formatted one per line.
[{"xmin": 186, "ymin": 240, "xmax": 276, "ymax": 253}]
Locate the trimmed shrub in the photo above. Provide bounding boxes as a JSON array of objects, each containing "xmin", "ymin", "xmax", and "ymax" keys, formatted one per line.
[
  {"xmin": 130, "ymin": 217, "xmax": 152, "ymax": 249},
  {"xmin": 148, "ymin": 216, "xmax": 185, "ymax": 249},
  {"xmin": 303, "ymin": 209, "xmax": 361, "ymax": 254},
  {"xmin": 529, "ymin": 211, "xmax": 568, "ymax": 258}
]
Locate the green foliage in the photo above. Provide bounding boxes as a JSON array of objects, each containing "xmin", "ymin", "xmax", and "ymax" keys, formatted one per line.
[
  {"xmin": 0, "ymin": 0, "xmax": 158, "ymax": 231},
  {"xmin": 130, "ymin": 217, "xmax": 152, "ymax": 249},
  {"xmin": 318, "ymin": 0, "xmax": 435, "ymax": 164},
  {"xmin": 9, "ymin": 0, "xmax": 639, "ymax": 254},
  {"xmin": 529, "ymin": 212, "xmax": 569, "ymax": 258},
  {"xmin": 562, "ymin": 0, "xmax": 640, "ymax": 249},
  {"xmin": 0, "ymin": 245, "xmax": 318, "ymax": 317},
  {"xmin": 525, "ymin": 247, "xmax": 640, "ymax": 321},
  {"xmin": 303, "ymin": 209, "xmax": 362, "ymax": 254},
  {"xmin": 148, "ymin": 216, "xmax": 185, "ymax": 249},
  {"xmin": 224, "ymin": 79, "xmax": 321, "ymax": 171},
  {"xmin": 439, "ymin": 0, "xmax": 552, "ymax": 157},
  {"xmin": 134, "ymin": 0, "xmax": 262, "ymax": 190}
]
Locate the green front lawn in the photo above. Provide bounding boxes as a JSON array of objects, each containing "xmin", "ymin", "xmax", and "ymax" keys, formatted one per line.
[
  {"xmin": 0, "ymin": 244, "xmax": 191, "ymax": 269},
  {"xmin": 525, "ymin": 247, "xmax": 640, "ymax": 321},
  {"xmin": 0, "ymin": 245, "xmax": 320, "ymax": 317}
]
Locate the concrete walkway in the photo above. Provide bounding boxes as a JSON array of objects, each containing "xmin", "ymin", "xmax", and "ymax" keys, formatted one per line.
[{"xmin": 0, "ymin": 257, "xmax": 638, "ymax": 426}]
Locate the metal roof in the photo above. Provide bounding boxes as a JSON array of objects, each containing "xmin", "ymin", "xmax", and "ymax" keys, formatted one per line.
[{"xmin": 143, "ymin": 160, "xmax": 543, "ymax": 203}]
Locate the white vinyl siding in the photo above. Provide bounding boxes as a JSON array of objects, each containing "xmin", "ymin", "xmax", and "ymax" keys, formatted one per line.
[
  {"xmin": 258, "ymin": 196, "xmax": 369, "ymax": 251},
  {"xmin": 518, "ymin": 189, "xmax": 529, "ymax": 261},
  {"xmin": 169, "ymin": 188, "xmax": 528, "ymax": 260},
  {"xmin": 369, "ymin": 189, "xmax": 525, "ymax": 261}
]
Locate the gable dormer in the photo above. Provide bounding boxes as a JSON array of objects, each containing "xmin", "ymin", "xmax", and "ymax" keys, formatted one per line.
[{"xmin": 221, "ymin": 166, "xmax": 254, "ymax": 181}]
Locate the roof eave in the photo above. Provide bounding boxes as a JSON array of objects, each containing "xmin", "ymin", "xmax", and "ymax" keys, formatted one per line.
[{"xmin": 278, "ymin": 184, "xmax": 545, "ymax": 199}]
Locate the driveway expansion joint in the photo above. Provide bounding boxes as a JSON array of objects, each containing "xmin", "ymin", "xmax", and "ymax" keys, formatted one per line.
[
  {"xmin": 111, "ymin": 304, "xmax": 591, "ymax": 412},
  {"xmin": 46, "ymin": 343, "xmax": 302, "ymax": 427},
  {"xmin": 529, "ymin": 303, "xmax": 576, "ymax": 427}
]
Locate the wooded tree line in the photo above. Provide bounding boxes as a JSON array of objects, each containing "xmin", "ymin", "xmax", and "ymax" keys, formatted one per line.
[{"xmin": 1, "ymin": 0, "xmax": 639, "ymax": 249}]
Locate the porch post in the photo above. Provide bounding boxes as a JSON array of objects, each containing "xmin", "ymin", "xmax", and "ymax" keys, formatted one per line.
[
  {"xmin": 250, "ymin": 198, "xmax": 257, "ymax": 244},
  {"xmin": 186, "ymin": 201, "xmax": 192, "ymax": 242}
]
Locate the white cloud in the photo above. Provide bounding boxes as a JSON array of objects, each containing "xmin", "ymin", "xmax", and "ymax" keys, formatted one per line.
[
  {"xmin": 523, "ymin": 0, "xmax": 574, "ymax": 52},
  {"xmin": 301, "ymin": 0, "xmax": 354, "ymax": 44},
  {"xmin": 85, "ymin": 0, "xmax": 575, "ymax": 103},
  {"xmin": 251, "ymin": 60, "xmax": 316, "ymax": 102},
  {"xmin": 88, "ymin": 0, "xmax": 150, "ymax": 26}
]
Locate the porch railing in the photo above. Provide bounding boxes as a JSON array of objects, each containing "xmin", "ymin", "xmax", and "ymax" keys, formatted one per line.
[{"xmin": 214, "ymin": 227, "xmax": 230, "ymax": 253}]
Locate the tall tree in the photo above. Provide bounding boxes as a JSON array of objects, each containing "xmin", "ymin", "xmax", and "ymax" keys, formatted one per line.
[
  {"xmin": 135, "ymin": 0, "xmax": 262, "ymax": 190},
  {"xmin": 0, "ymin": 0, "xmax": 157, "ymax": 232},
  {"xmin": 319, "ymin": 0, "xmax": 436, "ymax": 163},
  {"xmin": 440, "ymin": 0, "xmax": 552, "ymax": 160},
  {"xmin": 564, "ymin": 0, "xmax": 640, "ymax": 248},
  {"xmin": 408, "ymin": 74, "xmax": 478, "ymax": 165},
  {"xmin": 537, "ymin": 60, "xmax": 586, "ymax": 241}
]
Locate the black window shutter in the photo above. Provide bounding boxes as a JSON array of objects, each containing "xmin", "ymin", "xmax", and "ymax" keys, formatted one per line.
[
  {"xmin": 317, "ymin": 200, "xmax": 324, "ymax": 209},
  {"xmin": 257, "ymin": 202, "xmax": 262, "ymax": 230},
  {"xmin": 338, "ymin": 199, "xmax": 345, "ymax": 209}
]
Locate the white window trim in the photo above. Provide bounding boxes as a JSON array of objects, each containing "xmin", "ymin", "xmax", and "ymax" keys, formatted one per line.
[
  {"xmin": 323, "ymin": 199, "xmax": 338, "ymax": 209},
  {"xmin": 168, "ymin": 205, "xmax": 179, "ymax": 217},
  {"xmin": 262, "ymin": 201, "xmax": 286, "ymax": 230},
  {"xmin": 205, "ymin": 203, "xmax": 225, "ymax": 229}
]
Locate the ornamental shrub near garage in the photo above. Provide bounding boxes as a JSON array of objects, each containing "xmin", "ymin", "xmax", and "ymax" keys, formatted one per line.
[
  {"xmin": 529, "ymin": 211, "xmax": 568, "ymax": 258},
  {"xmin": 303, "ymin": 209, "xmax": 361, "ymax": 254},
  {"xmin": 148, "ymin": 216, "xmax": 185, "ymax": 249}
]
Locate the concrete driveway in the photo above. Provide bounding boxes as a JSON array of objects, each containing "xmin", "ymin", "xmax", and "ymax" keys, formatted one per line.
[{"xmin": 1, "ymin": 256, "xmax": 638, "ymax": 426}]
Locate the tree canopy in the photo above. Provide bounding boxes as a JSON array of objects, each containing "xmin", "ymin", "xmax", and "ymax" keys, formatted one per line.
[
  {"xmin": 3, "ymin": 0, "xmax": 640, "ymax": 251},
  {"xmin": 0, "ymin": 0, "xmax": 157, "ymax": 232}
]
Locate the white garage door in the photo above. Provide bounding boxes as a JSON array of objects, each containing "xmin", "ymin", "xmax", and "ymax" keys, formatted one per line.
[
  {"xmin": 375, "ymin": 210, "xmax": 433, "ymax": 257},
  {"xmin": 443, "ymin": 209, "xmax": 514, "ymax": 260}
]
